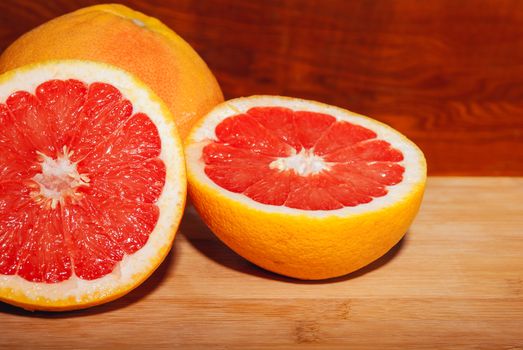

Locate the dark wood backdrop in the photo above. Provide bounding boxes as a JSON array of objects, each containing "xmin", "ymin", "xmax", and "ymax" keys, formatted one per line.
[{"xmin": 1, "ymin": 0, "xmax": 522, "ymax": 175}]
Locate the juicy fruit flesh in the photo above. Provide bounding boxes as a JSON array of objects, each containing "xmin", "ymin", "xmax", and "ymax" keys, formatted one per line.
[
  {"xmin": 203, "ymin": 107, "xmax": 405, "ymax": 210},
  {"xmin": 0, "ymin": 79, "xmax": 165, "ymax": 283}
]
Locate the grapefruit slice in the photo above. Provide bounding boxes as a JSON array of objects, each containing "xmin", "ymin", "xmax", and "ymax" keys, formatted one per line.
[
  {"xmin": 185, "ymin": 96, "xmax": 426, "ymax": 280},
  {"xmin": 0, "ymin": 60, "xmax": 186, "ymax": 310}
]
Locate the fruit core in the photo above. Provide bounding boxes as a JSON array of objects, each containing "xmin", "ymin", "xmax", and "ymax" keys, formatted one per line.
[
  {"xmin": 32, "ymin": 147, "xmax": 90, "ymax": 209},
  {"xmin": 202, "ymin": 106, "xmax": 405, "ymax": 210},
  {"xmin": 269, "ymin": 148, "xmax": 329, "ymax": 176}
]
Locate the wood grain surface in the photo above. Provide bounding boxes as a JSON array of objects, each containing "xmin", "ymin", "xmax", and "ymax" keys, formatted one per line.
[
  {"xmin": 1, "ymin": 177, "xmax": 522, "ymax": 349},
  {"xmin": 0, "ymin": 0, "xmax": 522, "ymax": 175}
]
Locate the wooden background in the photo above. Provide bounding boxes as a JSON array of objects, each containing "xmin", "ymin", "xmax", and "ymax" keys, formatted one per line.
[
  {"xmin": 0, "ymin": 0, "xmax": 522, "ymax": 175},
  {"xmin": 1, "ymin": 178, "xmax": 523, "ymax": 349}
]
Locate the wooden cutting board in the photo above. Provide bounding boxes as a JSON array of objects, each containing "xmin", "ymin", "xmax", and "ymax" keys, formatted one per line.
[{"xmin": 1, "ymin": 177, "xmax": 522, "ymax": 349}]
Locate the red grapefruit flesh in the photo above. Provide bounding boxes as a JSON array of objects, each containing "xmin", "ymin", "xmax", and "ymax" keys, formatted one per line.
[
  {"xmin": 0, "ymin": 79, "xmax": 164, "ymax": 283},
  {"xmin": 0, "ymin": 61, "xmax": 186, "ymax": 310},
  {"xmin": 202, "ymin": 107, "xmax": 405, "ymax": 210}
]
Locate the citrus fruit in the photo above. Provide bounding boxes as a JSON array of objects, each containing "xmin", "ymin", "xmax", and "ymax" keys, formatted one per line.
[
  {"xmin": 0, "ymin": 60, "xmax": 186, "ymax": 311},
  {"xmin": 0, "ymin": 3, "xmax": 223, "ymax": 140},
  {"xmin": 185, "ymin": 96, "xmax": 426, "ymax": 280}
]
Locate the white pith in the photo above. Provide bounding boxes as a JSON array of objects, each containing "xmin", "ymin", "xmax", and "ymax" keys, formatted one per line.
[
  {"xmin": 0, "ymin": 61, "xmax": 186, "ymax": 304},
  {"xmin": 269, "ymin": 148, "xmax": 330, "ymax": 176},
  {"xmin": 31, "ymin": 147, "xmax": 90, "ymax": 209},
  {"xmin": 186, "ymin": 96, "xmax": 426, "ymax": 218}
]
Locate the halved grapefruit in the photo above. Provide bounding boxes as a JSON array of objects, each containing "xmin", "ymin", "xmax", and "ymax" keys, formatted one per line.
[
  {"xmin": 0, "ymin": 60, "xmax": 186, "ymax": 310},
  {"xmin": 185, "ymin": 96, "xmax": 426, "ymax": 280}
]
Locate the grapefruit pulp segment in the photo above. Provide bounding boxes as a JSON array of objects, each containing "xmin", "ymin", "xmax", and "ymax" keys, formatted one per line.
[
  {"xmin": 0, "ymin": 78, "xmax": 164, "ymax": 283},
  {"xmin": 201, "ymin": 107, "xmax": 405, "ymax": 210}
]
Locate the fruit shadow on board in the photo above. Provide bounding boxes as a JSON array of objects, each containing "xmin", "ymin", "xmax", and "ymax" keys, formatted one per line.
[
  {"xmin": 0, "ymin": 244, "xmax": 180, "ymax": 318},
  {"xmin": 180, "ymin": 205, "xmax": 407, "ymax": 284}
]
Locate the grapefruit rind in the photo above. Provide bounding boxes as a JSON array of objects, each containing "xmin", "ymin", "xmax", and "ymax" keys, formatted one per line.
[
  {"xmin": 185, "ymin": 96, "xmax": 426, "ymax": 279},
  {"xmin": 0, "ymin": 60, "xmax": 186, "ymax": 310}
]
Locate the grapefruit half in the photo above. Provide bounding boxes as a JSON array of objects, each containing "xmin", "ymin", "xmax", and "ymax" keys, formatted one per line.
[
  {"xmin": 185, "ymin": 96, "xmax": 426, "ymax": 280},
  {"xmin": 0, "ymin": 4, "xmax": 224, "ymax": 139},
  {"xmin": 0, "ymin": 60, "xmax": 186, "ymax": 310}
]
